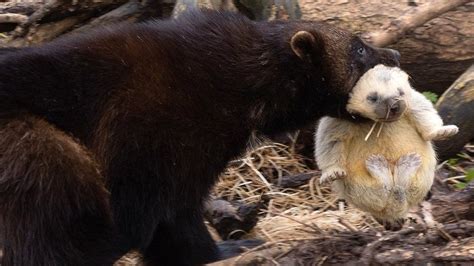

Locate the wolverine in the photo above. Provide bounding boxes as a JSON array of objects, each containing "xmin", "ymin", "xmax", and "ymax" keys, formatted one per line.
[{"xmin": 0, "ymin": 10, "xmax": 399, "ymax": 265}]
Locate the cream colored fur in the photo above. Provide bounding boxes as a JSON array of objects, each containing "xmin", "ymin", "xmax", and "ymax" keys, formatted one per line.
[{"xmin": 315, "ymin": 64, "xmax": 458, "ymax": 223}]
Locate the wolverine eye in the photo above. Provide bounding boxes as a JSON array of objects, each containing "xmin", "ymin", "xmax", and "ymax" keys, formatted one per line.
[
  {"xmin": 367, "ymin": 93, "xmax": 378, "ymax": 103},
  {"xmin": 357, "ymin": 46, "xmax": 365, "ymax": 55}
]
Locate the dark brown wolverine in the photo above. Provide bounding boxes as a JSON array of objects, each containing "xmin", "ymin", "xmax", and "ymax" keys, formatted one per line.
[{"xmin": 0, "ymin": 10, "xmax": 399, "ymax": 266}]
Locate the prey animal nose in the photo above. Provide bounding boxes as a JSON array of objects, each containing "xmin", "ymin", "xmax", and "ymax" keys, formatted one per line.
[
  {"xmin": 375, "ymin": 98, "xmax": 406, "ymax": 121},
  {"xmin": 390, "ymin": 102, "xmax": 400, "ymax": 114},
  {"xmin": 386, "ymin": 97, "xmax": 406, "ymax": 117}
]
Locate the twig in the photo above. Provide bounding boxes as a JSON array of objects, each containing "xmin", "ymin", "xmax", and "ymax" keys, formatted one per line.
[
  {"xmin": 68, "ymin": 0, "xmax": 144, "ymax": 36},
  {"xmin": 244, "ymin": 158, "xmax": 273, "ymax": 191},
  {"xmin": 338, "ymin": 218, "xmax": 358, "ymax": 232},
  {"xmin": 422, "ymin": 201, "xmax": 455, "ymax": 241},
  {"xmin": 0, "ymin": 2, "xmax": 42, "ymax": 16},
  {"xmin": 0, "ymin": 13, "xmax": 28, "ymax": 24},
  {"xmin": 362, "ymin": 0, "xmax": 471, "ymax": 46},
  {"xmin": 12, "ymin": 0, "xmax": 63, "ymax": 38},
  {"xmin": 316, "ymin": 256, "xmax": 328, "ymax": 266},
  {"xmin": 365, "ymin": 122, "xmax": 378, "ymax": 141}
]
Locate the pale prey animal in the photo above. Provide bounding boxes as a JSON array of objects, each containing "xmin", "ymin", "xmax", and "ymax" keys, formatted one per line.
[{"xmin": 315, "ymin": 64, "xmax": 458, "ymax": 229}]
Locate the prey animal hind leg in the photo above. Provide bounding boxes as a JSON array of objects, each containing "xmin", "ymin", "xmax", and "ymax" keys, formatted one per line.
[
  {"xmin": 365, "ymin": 154, "xmax": 392, "ymax": 189},
  {"xmin": 365, "ymin": 155, "xmax": 404, "ymax": 230},
  {"xmin": 394, "ymin": 153, "xmax": 422, "ymax": 189},
  {"xmin": 380, "ymin": 153, "xmax": 422, "ymax": 231}
]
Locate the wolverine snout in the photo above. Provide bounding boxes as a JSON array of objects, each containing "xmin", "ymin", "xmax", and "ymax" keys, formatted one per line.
[
  {"xmin": 375, "ymin": 97, "xmax": 406, "ymax": 122},
  {"xmin": 374, "ymin": 47, "xmax": 401, "ymax": 67}
]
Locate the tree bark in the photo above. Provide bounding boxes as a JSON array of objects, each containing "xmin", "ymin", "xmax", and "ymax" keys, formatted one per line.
[
  {"xmin": 0, "ymin": 0, "xmax": 173, "ymax": 47},
  {"xmin": 362, "ymin": 0, "xmax": 471, "ymax": 47},
  {"xmin": 235, "ymin": 0, "xmax": 301, "ymax": 20},
  {"xmin": 430, "ymin": 176, "xmax": 474, "ymax": 223},
  {"xmin": 434, "ymin": 65, "xmax": 474, "ymax": 160},
  {"xmin": 299, "ymin": 0, "xmax": 474, "ymax": 95},
  {"xmin": 172, "ymin": 0, "xmax": 237, "ymax": 18}
]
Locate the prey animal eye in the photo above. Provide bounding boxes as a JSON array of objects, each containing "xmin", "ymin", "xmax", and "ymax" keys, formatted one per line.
[
  {"xmin": 398, "ymin": 88, "xmax": 405, "ymax": 96},
  {"xmin": 367, "ymin": 93, "xmax": 378, "ymax": 103}
]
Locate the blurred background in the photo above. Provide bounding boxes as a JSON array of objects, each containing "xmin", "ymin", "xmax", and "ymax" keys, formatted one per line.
[{"xmin": 0, "ymin": 1, "xmax": 472, "ymax": 265}]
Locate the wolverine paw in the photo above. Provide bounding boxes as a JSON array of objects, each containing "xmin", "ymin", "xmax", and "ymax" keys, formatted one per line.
[
  {"xmin": 218, "ymin": 239, "xmax": 264, "ymax": 261},
  {"xmin": 320, "ymin": 167, "xmax": 347, "ymax": 184},
  {"xmin": 426, "ymin": 125, "xmax": 459, "ymax": 141}
]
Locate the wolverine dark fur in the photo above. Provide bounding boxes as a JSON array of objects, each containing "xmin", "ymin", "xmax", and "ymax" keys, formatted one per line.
[{"xmin": 0, "ymin": 10, "xmax": 399, "ymax": 265}]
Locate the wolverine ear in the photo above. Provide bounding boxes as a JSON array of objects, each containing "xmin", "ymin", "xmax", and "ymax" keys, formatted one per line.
[{"xmin": 290, "ymin": 31, "xmax": 319, "ymax": 61}]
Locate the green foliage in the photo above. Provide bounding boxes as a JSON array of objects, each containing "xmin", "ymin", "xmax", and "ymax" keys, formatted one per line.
[
  {"xmin": 422, "ymin": 91, "xmax": 439, "ymax": 104},
  {"xmin": 466, "ymin": 169, "xmax": 474, "ymax": 182},
  {"xmin": 454, "ymin": 169, "xmax": 474, "ymax": 190},
  {"xmin": 447, "ymin": 158, "xmax": 459, "ymax": 166}
]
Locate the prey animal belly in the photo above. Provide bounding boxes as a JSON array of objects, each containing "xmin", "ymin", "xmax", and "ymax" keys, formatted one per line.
[{"xmin": 343, "ymin": 118, "xmax": 436, "ymax": 188}]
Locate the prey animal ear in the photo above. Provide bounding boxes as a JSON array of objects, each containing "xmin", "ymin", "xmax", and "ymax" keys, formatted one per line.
[{"xmin": 290, "ymin": 31, "xmax": 320, "ymax": 61}]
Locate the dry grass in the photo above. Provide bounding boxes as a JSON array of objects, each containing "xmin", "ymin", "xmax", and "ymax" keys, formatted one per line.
[
  {"xmin": 212, "ymin": 138, "xmax": 384, "ymax": 241},
  {"xmin": 215, "ymin": 142, "xmax": 322, "ymax": 211},
  {"xmin": 117, "ymin": 138, "xmax": 380, "ymax": 265}
]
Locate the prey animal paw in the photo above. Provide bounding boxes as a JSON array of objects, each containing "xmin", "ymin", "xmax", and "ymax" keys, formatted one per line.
[
  {"xmin": 366, "ymin": 154, "xmax": 390, "ymax": 174},
  {"xmin": 426, "ymin": 125, "xmax": 459, "ymax": 141},
  {"xmin": 366, "ymin": 154, "xmax": 392, "ymax": 186},
  {"xmin": 375, "ymin": 217, "xmax": 405, "ymax": 231},
  {"xmin": 394, "ymin": 152, "xmax": 422, "ymax": 188},
  {"xmin": 396, "ymin": 153, "xmax": 422, "ymax": 172},
  {"xmin": 320, "ymin": 167, "xmax": 347, "ymax": 184}
]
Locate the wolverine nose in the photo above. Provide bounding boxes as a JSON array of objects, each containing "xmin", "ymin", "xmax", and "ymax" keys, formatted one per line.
[{"xmin": 377, "ymin": 47, "xmax": 401, "ymax": 67}]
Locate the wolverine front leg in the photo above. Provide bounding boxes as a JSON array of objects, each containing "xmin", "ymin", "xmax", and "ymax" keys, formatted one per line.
[
  {"xmin": 315, "ymin": 117, "xmax": 350, "ymax": 184},
  {"xmin": 143, "ymin": 208, "xmax": 220, "ymax": 265}
]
